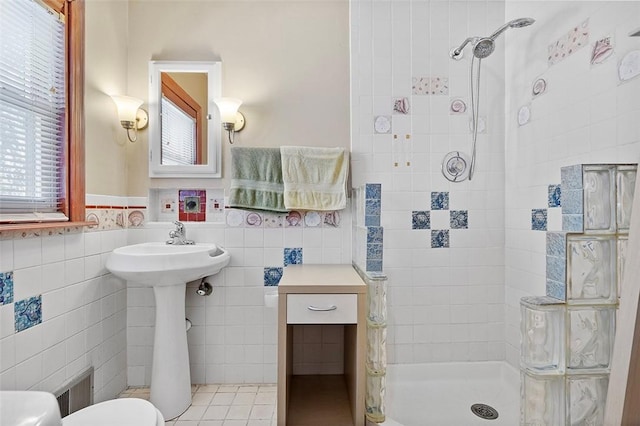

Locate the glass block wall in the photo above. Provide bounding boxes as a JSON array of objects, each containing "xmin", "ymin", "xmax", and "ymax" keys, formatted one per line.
[{"xmin": 520, "ymin": 164, "xmax": 636, "ymax": 425}]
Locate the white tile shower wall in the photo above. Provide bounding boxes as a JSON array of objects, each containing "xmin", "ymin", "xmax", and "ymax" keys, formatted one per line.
[
  {"xmin": 504, "ymin": 1, "xmax": 640, "ymax": 368},
  {"xmin": 126, "ymin": 208, "xmax": 352, "ymax": 386},
  {"xmin": 0, "ymin": 227, "xmax": 128, "ymax": 403},
  {"xmin": 351, "ymin": 0, "xmax": 507, "ymax": 364}
]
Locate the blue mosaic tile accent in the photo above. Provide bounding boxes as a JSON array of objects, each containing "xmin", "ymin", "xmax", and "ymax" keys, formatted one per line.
[
  {"xmin": 412, "ymin": 211, "xmax": 430, "ymax": 229},
  {"xmin": 365, "ymin": 215, "xmax": 380, "ymax": 227},
  {"xmin": 364, "ymin": 199, "xmax": 381, "ymax": 230},
  {"xmin": 366, "ymin": 259, "xmax": 383, "ymax": 272},
  {"xmin": 367, "ymin": 243, "xmax": 383, "ymax": 260},
  {"xmin": 0, "ymin": 272, "xmax": 14, "ymax": 305},
  {"xmin": 561, "ymin": 189, "xmax": 583, "ymax": 215},
  {"xmin": 532, "ymin": 209, "xmax": 548, "ymax": 231},
  {"xmin": 546, "ymin": 232, "xmax": 567, "ymax": 301},
  {"xmin": 284, "ymin": 248, "xmax": 303, "ymax": 266},
  {"xmin": 546, "ymin": 279, "xmax": 566, "ymax": 301},
  {"xmin": 431, "ymin": 230, "xmax": 450, "ymax": 248},
  {"xmin": 264, "ymin": 267, "xmax": 283, "ymax": 286},
  {"xmin": 560, "ymin": 165, "xmax": 585, "ymax": 232},
  {"xmin": 548, "ymin": 184, "xmax": 562, "ymax": 207},
  {"xmin": 450, "ymin": 210, "xmax": 468, "ymax": 229},
  {"xmin": 546, "ymin": 232, "xmax": 567, "ymax": 257},
  {"xmin": 431, "ymin": 192, "xmax": 449, "ymax": 210},
  {"xmin": 561, "ymin": 164, "xmax": 583, "ymax": 191},
  {"xmin": 15, "ymin": 295, "xmax": 42, "ymax": 332},
  {"xmin": 367, "ymin": 227, "xmax": 384, "ymax": 244},
  {"xmin": 366, "ymin": 183, "xmax": 382, "ymax": 200},
  {"xmin": 563, "ymin": 214, "xmax": 584, "ymax": 232},
  {"xmin": 365, "ymin": 183, "xmax": 382, "ymax": 227},
  {"xmin": 546, "ymin": 254, "xmax": 566, "ymax": 283}
]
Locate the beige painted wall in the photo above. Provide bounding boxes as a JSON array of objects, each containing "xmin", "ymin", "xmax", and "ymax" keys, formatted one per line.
[
  {"xmin": 125, "ymin": 0, "xmax": 350, "ymax": 196},
  {"xmin": 85, "ymin": 0, "xmax": 130, "ymax": 196}
]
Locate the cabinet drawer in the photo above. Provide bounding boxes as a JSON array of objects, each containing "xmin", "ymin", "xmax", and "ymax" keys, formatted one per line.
[{"xmin": 287, "ymin": 294, "xmax": 357, "ymax": 324}]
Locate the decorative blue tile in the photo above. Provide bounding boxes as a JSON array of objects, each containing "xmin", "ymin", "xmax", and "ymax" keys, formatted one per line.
[
  {"xmin": 365, "ymin": 199, "xmax": 381, "ymax": 217},
  {"xmin": 546, "ymin": 278, "xmax": 566, "ymax": 301},
  {"xmin": 366, "ymin": 259, "xmax": 383, "ymax": 272},
  {"xmin": 546, "ymin": 232, "xmax": 567, "ymax": 257},
  {"xmin": 431, "ymin": 192, "xmax": 449, "ymax": 210},
  {"xmin": 561, "ymin": 164, "xmax": 583, "ymax": 190},
  {"xmin": 548, "ymin": 184, "xmax": 562, "ymax": 207},
  {"xmin": 15, "ymin": 295, "xmax": 42, "ymax": 332},
  {"xmin": 0, "ymin": 271, "xmax": 14, "ymax": 305},
  {"xmin": 367, "ymin": 243, "xmax": 383, "ymax": 260},
  {"xmin": 431, "ymin": 230, "xmax": 450, "ymax": 248},
  {"xmin": 367, "ymin": 227, "xmax": 384, "ymax": 244},
  {"xmin": 450, "ymin": 210, "xmax": 468, "ymax": 229},
  {"xmin": 532, "ymin": 209, "xmax": 548, "ymax": 231},
  {"xmin": 366, "ymin": 183, "xmax": 382, "ymax": 200},
  {"xmin": 264, "ymin": 267, "xmax": 283, "ymax": 286},
  {"xmin": 412, "ymin": 211, "xmax": 430, "ymax": 229},
  {"xmin": 284, "ymin": 248, "xmax": 303, "ymax": 266}
]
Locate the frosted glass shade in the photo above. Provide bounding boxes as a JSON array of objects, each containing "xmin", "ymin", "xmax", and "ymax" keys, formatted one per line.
[
  {"xmin": 214, "ymin": 97, "xmax": 242, "ymax": 123},
  {"xmin": 111, "ymin": 95, "xmax": 143, "ymax": 125}
]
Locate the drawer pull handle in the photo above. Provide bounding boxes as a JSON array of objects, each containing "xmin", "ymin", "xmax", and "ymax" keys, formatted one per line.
[{"xmin": 307, "ymin": 305, "xmax": 337, "ymax": 312}]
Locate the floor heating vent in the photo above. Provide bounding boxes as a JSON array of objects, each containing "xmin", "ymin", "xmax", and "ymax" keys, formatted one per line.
[{"xmin": 54, "ymin": 367, "xmax": 94, "ymax": 417}]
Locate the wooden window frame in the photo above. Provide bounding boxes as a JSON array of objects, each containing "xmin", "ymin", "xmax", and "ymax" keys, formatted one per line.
[
  {"xmin": 1, "ymin": 0, "xmax": 91, "ymax": 232},
  {"xmin": 161, "ymin": 72, "xmax": 204, "ymax": 164}
]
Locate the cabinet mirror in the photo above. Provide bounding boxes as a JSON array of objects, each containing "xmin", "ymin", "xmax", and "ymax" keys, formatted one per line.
[{"xmin": 148, "ymin": 61, "xmax": 222, "ymax": 178}]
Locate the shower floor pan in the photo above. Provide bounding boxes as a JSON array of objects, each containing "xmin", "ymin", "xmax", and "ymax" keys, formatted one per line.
[{"xmin": 377, "ymin": 361, "xmax": 520, "ymax": 426}]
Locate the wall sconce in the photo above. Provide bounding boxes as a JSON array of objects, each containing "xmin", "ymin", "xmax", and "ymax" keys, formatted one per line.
[
  {"xmin": 111, "ymin": 95, "xmax": 149, "ymax": 142},
  {"xmin": 213, "ymin": 97, "xmax": 246, "ymax": 144}
]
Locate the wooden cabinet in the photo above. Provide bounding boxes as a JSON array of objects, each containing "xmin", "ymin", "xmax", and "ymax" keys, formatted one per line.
[{"xmin": 277, "ymin": 265, "xmax": 366, "ymax": 426}]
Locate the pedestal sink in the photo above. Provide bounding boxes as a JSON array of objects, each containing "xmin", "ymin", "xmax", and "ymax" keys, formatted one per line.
[{"xmin": 105, "ymin": 242, "xmax": 230, "ymax": 420}]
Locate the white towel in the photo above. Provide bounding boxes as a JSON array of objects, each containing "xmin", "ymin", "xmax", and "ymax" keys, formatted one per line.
[{"xmin": 280, "ymin": 146, "xmax": 348, "ymax": 211}]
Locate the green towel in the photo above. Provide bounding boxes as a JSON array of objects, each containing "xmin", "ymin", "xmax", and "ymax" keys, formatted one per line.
[{"xmin": 229, "ymin": 147, "xmax": 288, "ymax": 212}]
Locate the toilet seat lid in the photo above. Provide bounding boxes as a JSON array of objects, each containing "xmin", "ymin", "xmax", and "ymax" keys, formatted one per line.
[{"xmin": 63, "ymin": 398, "xmax": 159, "ymax": 426}]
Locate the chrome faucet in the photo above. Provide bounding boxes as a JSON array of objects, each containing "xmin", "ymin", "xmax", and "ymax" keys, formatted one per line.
[{"xmin": 166, "ymin": 221, "xmax": 195, "ymax": 245}]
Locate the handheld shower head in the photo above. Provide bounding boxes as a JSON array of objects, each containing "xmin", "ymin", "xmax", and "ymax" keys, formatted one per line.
[{"xmin": 488, "ymin": 17, "xmax": 535, "ymax": 40}]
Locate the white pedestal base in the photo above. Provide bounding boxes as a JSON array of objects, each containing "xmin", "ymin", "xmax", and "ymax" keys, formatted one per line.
[{"xmin": 150, "ymin": 284, "xmax": 191, "ymax": 420}]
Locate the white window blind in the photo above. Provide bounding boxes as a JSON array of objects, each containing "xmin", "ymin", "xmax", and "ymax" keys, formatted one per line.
[
  {"xmin": 0, "ymin": 0, "xmax": 67, "ymax": 222},
  {"xmin": 161, "ymin": 95, "xmax": 197, "ymax": 166}
]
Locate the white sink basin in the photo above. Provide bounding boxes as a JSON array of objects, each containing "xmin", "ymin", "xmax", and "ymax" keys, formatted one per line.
[
  {"xmin": 106, "ymin": 242, "xmax": 230, "ymax": 286},
  {"xmin": 105, "ymin": 241, "xmax": 230, "ymax": 420}
]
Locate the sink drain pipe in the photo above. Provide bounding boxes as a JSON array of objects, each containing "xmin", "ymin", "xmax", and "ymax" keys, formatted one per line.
[{"xmin": 196, "ymin": 278, "xmax": 213, "ymax": 296}]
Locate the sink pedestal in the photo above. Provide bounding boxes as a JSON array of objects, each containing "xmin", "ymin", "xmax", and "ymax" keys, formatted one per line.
[{"xmin": 150, "ymin": 283, "xmax": 191, "ymax": 420}]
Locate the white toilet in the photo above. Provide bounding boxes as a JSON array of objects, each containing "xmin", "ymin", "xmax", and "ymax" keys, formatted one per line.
[{"xmin": 0, "ymin": 391, "xmax": 165, "ymax": 426}]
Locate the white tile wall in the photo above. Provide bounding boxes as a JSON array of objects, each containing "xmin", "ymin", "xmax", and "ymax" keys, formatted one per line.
[
  {"xmin": 504, "ymin": 1, "xmax": 640, "ymax": 368},
  {"xmin": 126, "ymin": 209, "xmax": 352, "ymax": 386},
  {"xmin": 351, "ymin": 0, "xmax": 507, "ymax": 364},
  {"xmin": 0, "ymin": 228, "xmax": 128, "ymax": 402}
]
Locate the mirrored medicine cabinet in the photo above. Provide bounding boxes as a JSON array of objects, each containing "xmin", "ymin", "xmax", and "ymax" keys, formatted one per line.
[{"xmin": 148, "ymin": 61, "xmax": 222, "ymax": 178}]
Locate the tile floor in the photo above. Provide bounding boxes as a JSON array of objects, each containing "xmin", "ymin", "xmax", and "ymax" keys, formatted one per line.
[{"xmin": 119, "ymin": 384, "xmax": 277, "ymax": 426}]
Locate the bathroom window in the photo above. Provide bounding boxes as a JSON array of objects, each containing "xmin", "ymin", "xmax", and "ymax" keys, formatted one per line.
[
  {"xmin": 160, "ymin": 72, "xmax": 203, "ymax": 166},
  {"xmin": 0, "ymin": 0, "xmax": 85, "ymax": 226}
]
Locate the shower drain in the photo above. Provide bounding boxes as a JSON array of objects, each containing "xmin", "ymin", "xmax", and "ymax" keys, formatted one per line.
[{"xmin": 470, "ymin": 403, "xmax": 499, "ymax": 420}]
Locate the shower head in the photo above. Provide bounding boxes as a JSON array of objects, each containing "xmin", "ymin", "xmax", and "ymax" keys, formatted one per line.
[
  {"xmin": 488, "ymin": 17, "xmax": 536, "ymax": 40},
  {"xmin": 472, "ymin": 38, "xmax": 495, "ymax": 59},
  {"xmin": 450, "ymin": 17, "xmax": 535, "ymax": 60}
]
